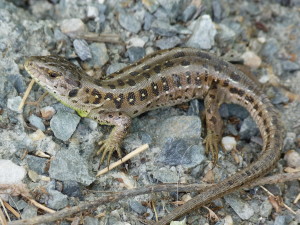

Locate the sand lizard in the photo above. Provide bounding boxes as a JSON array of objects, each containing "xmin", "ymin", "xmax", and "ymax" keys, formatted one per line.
[{"xmin": 24, "ymin": 48, "xmax": 283, "ymax": 224}]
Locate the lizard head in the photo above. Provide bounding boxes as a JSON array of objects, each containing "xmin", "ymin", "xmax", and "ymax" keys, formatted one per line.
[{"xmin": 24, "ymin": 55, "xmax": 85, "ymax": 99}]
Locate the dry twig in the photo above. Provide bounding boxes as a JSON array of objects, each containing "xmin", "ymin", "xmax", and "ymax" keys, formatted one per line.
[{"xmin": 7, "ymin": 171, "xmax": 300, "ymax": 225}]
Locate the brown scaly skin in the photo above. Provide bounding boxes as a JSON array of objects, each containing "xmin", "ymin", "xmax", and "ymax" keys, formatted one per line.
[{"xmin": 24, "ymin": 48, "xmax": 283, "ymax": 225}]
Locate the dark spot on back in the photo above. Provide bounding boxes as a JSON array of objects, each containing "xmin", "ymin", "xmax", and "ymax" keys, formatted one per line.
[
  {"xmin": 113, "ymin": 94, "xmax": 124, "ymax": 109},
  {"xmin": 142, "ymin": 72, "xmax": 151, "ymax": 79},
  {"xmin": 172, "ymin": 74, "xmax": 181, "ymax": 87},
  {"xmin": 186, "ymin": 71, "xmax": 191, "ymax": 84},
  {"xmin": 68, "ymin": 89, "xmax": 78, "ymax": 97},
  {"xmin": 161, "ymin": 77, "xmax": 169, "ymax": 91},
  {"xmin": 151, "ymin": 82, "xmax": 159, "ymax": 96},
  {"xmin": 229, "ymin": 87, "xmax": 239, "ymax": 94},
  {"xmin": 237, "ymin": 89, "xmax": 245, "ymax": 97},
  {"xmin": 108, "ymin": 84, "xmax": 116, "ymax": 89},
  {"xmin": 196, "ymin": 51, "xmax": 212, "ymax": 60},
  {"xmin": 164, "ymin": 61, "xmax": 174, "ymax": 67},
  {"xmin": 230, "ymin": 72, "xmax": 241, "ymax": 81},
  {"xmin": 181, "ymin": 60, "xmax": 190, "ymax": 66},
  {"xmin": 127, "ymin": 79, "xmax": 136, "ymax": 86},
  {"xmin": 127, "ymin": 92, "xmax": 136, "ymax": 105},
  {"xmin": 130, "ymin": 71, "xmax": 139, "ymax": 76},
  {"xmin": 142, "ymin": 65, "xmax": 151, "ymax": 70},
  {"xmin": 174, "ymin": 51, "xmax": 185, "ymax": 58},
  {"xmin": 139, "ymin": 89, "xmax": 148, "ymax": 101},
  {"xmin": 222, "ymin": 79, "xmax": 230, "ymax": 87},
  {"xmin": 85, "ymin": 88, "xmax": 90, "ymax": 93},
  {"xmin": 245, "ymin": 95, "xmax": 254, "ymax": 103},
  {"xmin": 117, "ymin": 79, "xmax": 125, "ymax": 86},
  {"xmin": 104, "ymin": 93, "xmax": 113, "ymax": 100},
  {"xmin": 153, "ymin": 65, "xmax": 161, "ymax": 73}
]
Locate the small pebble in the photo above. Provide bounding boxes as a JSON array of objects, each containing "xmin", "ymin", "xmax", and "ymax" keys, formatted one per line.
[
  {"xmin": 60, "ymin": 18, "xmax": 87, "ymax": 37},
  {"xmin": 29, "ymin": 129, "xmax": 46, "ymax": 141},
  {"xmin": 242, "ymin": 51, "xmax": 262, "ymax": 69},
  {"xmin": 7, "ymin": 96, "xmax": 22, "ymax": 113},
  {"xmin": 40, "ymin": 106, "xmax": 56, "ymax": 119},
  {"xmin": 50, "ymin": 111, "xmax": 81, "ymax": 141},
  {"xmin": 126, "ymin": 47, "xmax": 145, "ymax": 62},
  {"xmin": 118, "ymin": 11, "xmax": 142, "ymax": 33},
  {"xmin": 0, "ymin": 160, "xmax": 26, "ymax": 184},
  {"xmin": 222, "ymin": 136, "xmax": 237, "ymax": 151},
  {"xmin": 187, "ymin": 15, "xmax": 216, "ymax": 49},
  {"xmin": 155, "ymin": 36, "xmax": 181, "ymax": 49},
  {"xmin": 87, "ymin": 5, "xmax": 99, "ymax": 19},
  {"xmin": 284, "ymin": 150, "xmax": 300, "ymax": 168},
  {"xmin": 73, "ymin": 39, "xmax": 92, "ymax": 61},
  {"xmin": 28, "ymin": 114, "xmax": 45, "ymax": 131}
]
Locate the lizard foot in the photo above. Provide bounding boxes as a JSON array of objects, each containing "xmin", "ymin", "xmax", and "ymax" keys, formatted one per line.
[
  {"xmin": 203, "ymin": 131, "xmax": 220, "ymax": 165},
  {"xmin": 97, "ymin": 139, "xmax": 122, "ymax": 165}
]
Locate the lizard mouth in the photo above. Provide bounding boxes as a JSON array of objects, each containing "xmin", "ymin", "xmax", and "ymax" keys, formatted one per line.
[{"xmin": 24, "ymin": 57, "xmax": 42, "ymax": 80}]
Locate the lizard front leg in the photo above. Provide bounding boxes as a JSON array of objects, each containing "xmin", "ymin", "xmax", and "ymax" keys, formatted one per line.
[
  {"xmin": 203, "ymin": 88, "xmax": 224, "ymax": 165},
  {"xmin": 88, "ymin": 109, "xmax": 131, "ymax": 165}
]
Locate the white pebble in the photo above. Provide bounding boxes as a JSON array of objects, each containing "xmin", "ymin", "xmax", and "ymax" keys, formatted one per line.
[{"xmin": 222, "ymin": 136, "xmax": 237, "ymax": 151}]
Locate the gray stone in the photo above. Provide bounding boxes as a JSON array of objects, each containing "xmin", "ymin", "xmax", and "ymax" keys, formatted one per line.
[
  {"xmin": 281, "ymin": 60, "xmax": 300, "ymax": 72},
  {"xmin": 217, "ymin": 24, "xmax": 237, "ymax": 42},
  {"xmin": 28, "ymin": 114, "xmax": 45, "ymax": 131},
  {"xmin": 118, "ymin": 11, "xmax": 142, "ymax": 33},
  {"xmin": 46, "ymin": 181, "xmax": 69, "ymax": 210},
  {"xmin": 129, "ymin": 200, "xmax": 147, "ymax": 214},
  {"xmin": 156, "ymin": 116, "xmax": 202, "ymax": 144},
  {"xmin": 259, "ymin": 199, "xmax": 273, "ymax": 217},
  {"xmin": 26, "ymin": 155, "xmax": 48, "ymax": 174},
  {"xmin": 73, "ymin": 39, "xmax": 92, "ymax": 61},
  {"xmin": 126, "ymin": 47, "xmax": 145, "ymax": 62},
  {"xmin": 49, "ymin": 144, "xmax": 95, "ymax": 185},
  {"xmin": 160, "ymin": 139, "xmax": 205, "ymax": 167},
  {"xmin": 7, "ymin": 96, "xmax": 22, "ymax": 112},
  {"xmin": 157, "ymin": 0, "xmax": 184, "ymax": 21},
  {"xmin": 84, "ymin": 216, "xmax": 99, "ymax": 225},
  {"xmin": 260, "ymin": 38, "xmax": 280, "ymax": 60},
  {"xmin": 50, "ymin": 111, "xmax": 80, "ymax": 141},
  {"xmin": 152, "ymin": 167, "xmax": 179, "ymax": 183},
  {"xmin": 239, "ymin": 116, "xmax": 259, "ymax": 140},
  {"xmin": 106, "ymin": 63, "xmax": 127, "ymax": 75},
  {"xmin": 88, "ymin": 43, "xmax": 109, "ymax": 69},
  {"xmin": 274, "ymin": 215, "xmax": 286, "ymax": 225},
  {"xmin": 212, "ymin": 0, "xmax": 224, "ymax": 22},
  {"xmin": 272, "ymin": 89, "xmax": 289, "ymax": 104},
  {"xmin": 187, "ymin": 15, "xmax": 216, "ymax": 50},
  {"xmin": 62, "ymin": 180, "xmax": 82, "ymax": 198},
  {"xmin": 187, "ymin": 99, "xmax": 203, "ymax": 116},
  {"xmin": 224, "ymin": 193, "xmax": 254, "ymax": 220},
  {"xmin": 21, "ymin": 204, "xmax": 38, "ymax": 219},
  {"xmin": 143, "ymin": 12, "xmax": 155, "ymax": 30},
  {"xmin": 8, "ymin": 74, "xmax": 26, "ymax": 94},
  {"xmin": 142, "ymin": 0, "xmax": 160, "ymax": 13},
  {"xmin": 181, "ymin": 5, "xmax": 196, "ymax": 22},
  {"xmin": 155, "ymin": 36, "xmax": 181, "ymax": 49},
  {"xmin": 151, "ymin": 19, "xmax": 178, "ymax": 36},
  {"xmin": 227, "ymin": 104, "xmax": 249, "ymax": 119}
]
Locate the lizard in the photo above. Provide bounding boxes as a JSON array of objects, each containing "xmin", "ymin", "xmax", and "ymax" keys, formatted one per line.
[{"xmin": 24, "ymin": 48, "xmax": 283, "ymax": 225}]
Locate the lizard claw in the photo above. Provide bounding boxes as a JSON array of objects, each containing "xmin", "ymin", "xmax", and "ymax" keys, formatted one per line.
[
  {"xmin": 97, "ymin": 139, "xmax": 122, "ymax": 165},
  {"xmin": 203, "ymin": 131, "xmax": 220, "ymax": 165}
]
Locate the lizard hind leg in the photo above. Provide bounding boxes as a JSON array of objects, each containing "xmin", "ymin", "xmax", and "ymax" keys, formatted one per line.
[
  {"xmin": 88, "ymin": 110, "xmax": 131, "ymax": 166},
  {"xmin": 203, "ymin": 88, "xmax": 224, "ymax": 165}
]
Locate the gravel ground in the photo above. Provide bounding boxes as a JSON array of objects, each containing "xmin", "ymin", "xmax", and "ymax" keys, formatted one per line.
[{"xmin": 0, "ymin": 0, "xmax": 300, "ymax": 224}]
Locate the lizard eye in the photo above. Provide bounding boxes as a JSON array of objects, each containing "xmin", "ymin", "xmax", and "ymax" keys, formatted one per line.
[{"xmin": 49, "ymin": 71, "xmax": 60, "ymax": 78}]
